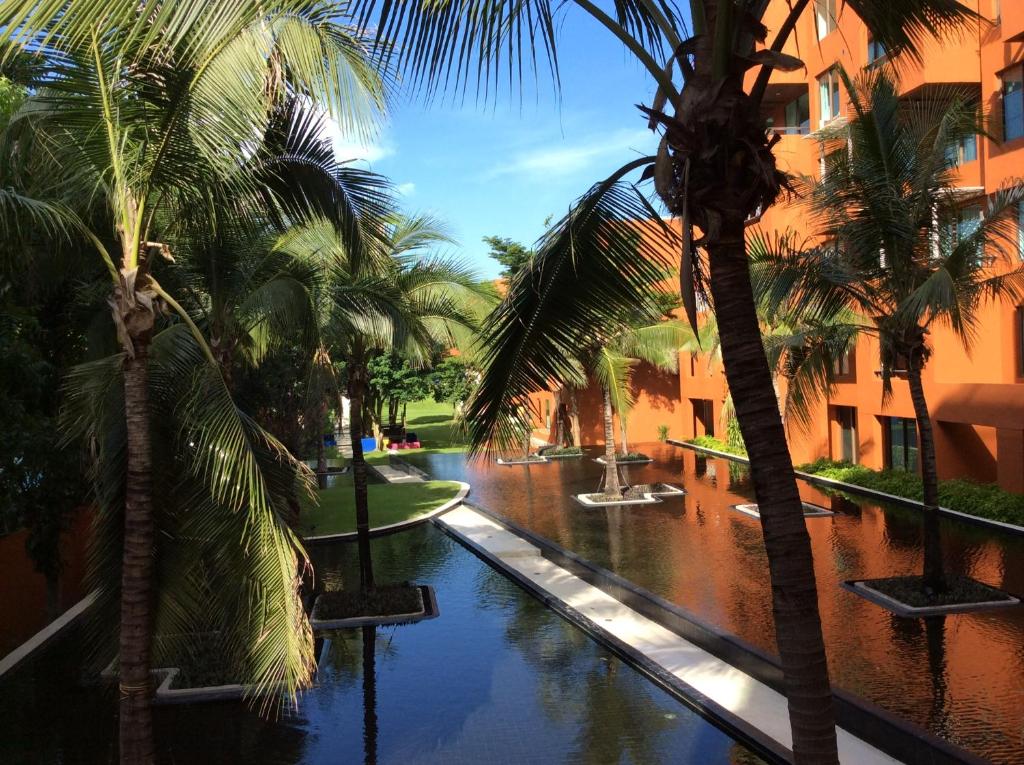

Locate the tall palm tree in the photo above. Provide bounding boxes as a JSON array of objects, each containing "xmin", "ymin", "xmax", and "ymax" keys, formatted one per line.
[
  {"xmin": 278, "ymin": 215, "xmax": 493, "ymax": 591},
  {"xmin": 352, "ymin": 2, "xmax": 983, "ymax": 760},
  {"xmin": 751, "ymin": 67, "xmax": 1024, "ymax": 595},
  {"xmin": 0, "ymin": 6, "xmax": 388, "ymax": 761}
]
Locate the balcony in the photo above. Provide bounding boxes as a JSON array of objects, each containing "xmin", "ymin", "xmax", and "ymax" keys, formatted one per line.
[{"xmin": 893, "ymin": 33, "xmax": 981, "ymax": 97}]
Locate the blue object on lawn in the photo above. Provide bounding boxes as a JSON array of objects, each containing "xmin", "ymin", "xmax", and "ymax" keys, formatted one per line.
[
  {"xmin": 323, "ymin": 435, "xmax": 337, "ymax": 447},
  {"xmin": 360, "ymin": 436, "xmax": 377, "ymax": 453}
]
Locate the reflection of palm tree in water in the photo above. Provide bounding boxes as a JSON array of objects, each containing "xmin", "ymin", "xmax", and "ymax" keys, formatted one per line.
[
  {"xmin": 362, "ymin": 625, "xmax": 378, "ymax": 765},
  {"xmin": 492, "ymin": 574, "xmax": 677, "ymax": 762},
  {"xmin": 924, "ymin": 616, "xmax": 950, "ymax": 737}
]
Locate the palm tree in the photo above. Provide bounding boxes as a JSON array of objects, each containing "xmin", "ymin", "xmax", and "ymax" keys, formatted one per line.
[
  {"xmin": 353, "ymin": 2, "xmax": 984, "ymax": 759},
  {"xmin": 750, "ymin": 67, "xmax": 1024, "ymax": 595},
  {"xmin": 0, "ymin": 5, "xmax": 387, "ymax": 761},
  {"xmin": 278, "ymin": 215, "xmax": 492, "ymax": 592}
]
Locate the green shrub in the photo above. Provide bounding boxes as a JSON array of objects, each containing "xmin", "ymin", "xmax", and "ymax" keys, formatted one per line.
[
  {"xmin": 797, "ymin": 458, "xmax": 1024, "ymax": 526},
  {"xmin": 544, "ymin": 445, "xmax": 583, "ymax": 456},
  {"xmin": 657, "ymin": 424, "xmax": 669, "ymax": 442},
  {"xmin": 686, "ymin": 435, "xmax": 747, "ymax": 457}
]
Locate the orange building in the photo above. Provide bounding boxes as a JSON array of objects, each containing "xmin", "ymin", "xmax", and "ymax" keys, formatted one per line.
[{"xmin": 535, "ymin": 0, "xmax": 1024, "ymax": 494}]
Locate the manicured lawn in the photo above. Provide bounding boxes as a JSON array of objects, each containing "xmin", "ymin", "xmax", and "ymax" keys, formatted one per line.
[
  {"xmin": 298, "ymin": 475, "xmax": 463, "ymax": 536},
  {"xmin": 388, "ymin": 398, "xmax": 471, "ymax": 453}
]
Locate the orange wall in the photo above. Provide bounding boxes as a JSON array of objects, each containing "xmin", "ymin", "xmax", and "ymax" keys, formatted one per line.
[
  {"xmin": 533, "ymin": 2, "xmax": 1024, "ymax": 494},
  {"xmin": 0, "ymin": 510, "xmax": 91, "ymax": 657}
]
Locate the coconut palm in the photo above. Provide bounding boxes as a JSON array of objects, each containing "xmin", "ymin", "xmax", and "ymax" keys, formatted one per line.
[
  {"xmin": 355, "ymin": 2, "xmax": 985, "ymax": 759},
  {"xmin": 590, "ymin": 312, "xmax": 690, "ymax": 495},
  {"xmin": 750, "ymin": 67, "xmax": 1024, "ymax": 595},
  {"xmin": 0, "ymin": 5, "xmax": 388, "ymax": 761},
  {"xmin": 277, "ymin": 215, "xmax": 493, "ymax": 591}
]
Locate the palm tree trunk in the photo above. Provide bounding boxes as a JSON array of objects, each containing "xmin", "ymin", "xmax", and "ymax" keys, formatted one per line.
[
  {"xmin": 569, "ymin": 390, "xmax": 581, "ymax": 447},
  {"xmin": 602, "ymin": 388, "xmax": 620, "ymax": 495},
  {"xmin": 706, "ymin": 218, "xmax": 838, "ymax": 764},
  {"xmin": 618, "ymin": 414, "xmax": 629, "ymax": 457},
  {"xmin": 348, "ymin": 357, "xmax": 375, "ymax": 592},
  {"xmin": 119, "ymin": 343, "xmax": 156, "ymax": 765},
  {"xmin": 907, "ymin": 364, "xmax": 946, "ymax": 592},
  {"xmin": 316, "ymin": 399, "xmax": 328, "ymax": 490}
]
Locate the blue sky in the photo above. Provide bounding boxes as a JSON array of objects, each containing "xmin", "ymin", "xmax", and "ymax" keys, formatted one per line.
[{"xmin": 332, "ymin": 18, "xmax": 669, "ymax": 279}]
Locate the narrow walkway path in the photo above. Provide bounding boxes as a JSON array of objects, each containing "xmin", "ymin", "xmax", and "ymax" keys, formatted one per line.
[
  {"xmin": 367, "ymin": 461, "xmax": 424, "ymax": 483},
  {"xmin": 436, "ymin": 505, "xmax": 900, "ymax": 765}
]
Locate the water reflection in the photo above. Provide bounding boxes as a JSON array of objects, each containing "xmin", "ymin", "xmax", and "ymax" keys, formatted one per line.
[{"xmin": 406, "ymin": 444, "xmax": 1024, "ymax": 763}]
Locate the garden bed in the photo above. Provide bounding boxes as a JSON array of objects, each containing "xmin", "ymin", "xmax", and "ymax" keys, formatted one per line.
[
  {"xmin": 843, "ymin": 575, "xmax": 1020, "ymax": 617},
  {"xmin": 496, "ymin": 455, "xmax": 549, "ymax": 465},
  {"xmin": 594, "ymin": 453, "xmax": 652, "ymax": 465},
  {"xmin": 539, "ymin": 446, "xmax": 584, "ymax": 459},
  {"xmin": 731, "ymin": 502, "xmax": 833, "ymax": 519},
  {"xmin": 310, "ymin": 584, "xmax": 439, "ymax": 630}
]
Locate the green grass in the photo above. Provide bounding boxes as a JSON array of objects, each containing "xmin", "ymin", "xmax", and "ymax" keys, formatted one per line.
[
  {"xmin": 382, "ymin": 398, "xmax": 471, "ymax": 454},
  {"xmin": 798, "ymin": 458, "xmax": 1024, "ymax": 526},
  {"xmin": 298, "ymin": 474, "xmax": 462, "ymax": 536},
  {"xmin": 685, "ymin": 435, "xmax": 748, "ymax": 457}
]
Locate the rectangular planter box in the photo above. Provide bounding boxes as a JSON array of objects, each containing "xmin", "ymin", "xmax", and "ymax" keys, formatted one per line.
[{"xmin": 310, "ymin": 585, "xmax": 439, "ymax": 631}]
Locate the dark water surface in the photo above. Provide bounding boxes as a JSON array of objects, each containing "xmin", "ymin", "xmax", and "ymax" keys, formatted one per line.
[
  {"xmin": 404, "ymin": 444, "xmax": 1024, "ymax": 764},
  {"xmin": 0, "ymin": 524, "xmax": 760, "ymax": 765}
]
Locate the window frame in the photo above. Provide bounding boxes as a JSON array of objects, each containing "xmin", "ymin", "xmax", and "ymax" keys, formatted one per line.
[
  {"xmin": 815, "ymin": 0, "xmax": 838, "ymax": 40},
  {"xmin": 1001, "ymin": 63, "xmax": 1024, "ymax": 143},
  {"xmin": 818, "ymin": 68, "xmax": 842, "ymax": 127},
  {"xmin": 884, "ymin": 417, "xmax": 919, "ymax": 473}
]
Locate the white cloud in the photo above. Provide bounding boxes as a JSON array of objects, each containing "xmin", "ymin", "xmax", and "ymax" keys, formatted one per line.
[
  {"xmin": 486, "ymin": 128, "xmax": 653, "ymax": 180},
  {"xmin": 396, "ymin": 182, "xmax": 417, "ymax": 196},
  {"xmin": 318, "ymin": 110, "xmax": 395, "ymax": 165}
]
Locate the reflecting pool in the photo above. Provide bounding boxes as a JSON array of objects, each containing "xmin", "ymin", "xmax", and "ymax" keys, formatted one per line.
[
  {"xmin": 0, "ymin": 524, "xmax": 761, "ymax": 764},
  {"xmin": 405, "ymin": 444, "xmax": 1024, "ymax": 764}
]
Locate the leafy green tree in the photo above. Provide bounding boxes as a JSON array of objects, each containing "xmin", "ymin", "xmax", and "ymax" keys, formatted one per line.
[
  {"xmin": 483, "ymin": 235, "xmax": 534, "ymax": 281},
  {"xmin": 352, "ymin": 2, "xmax": 985, "ymax": 758},
  {"xmin": 430, "ymin": 357, "xmax": 477, "ymax": 410},
  {"xmin": 751, "ymin": 66, "xmax": 1024, "ymax": 595},
  {"xmin": 368, "ymin": 353, "xmax": 432, "ymax": 428},
  {"xmin": 0, "ymin": 4, "xmax": 388, "ymax": 761}
]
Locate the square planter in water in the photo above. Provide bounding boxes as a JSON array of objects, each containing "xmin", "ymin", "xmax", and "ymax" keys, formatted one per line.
[{"xmin": 310, "ymin": 584, "xmax": 439, "ymax": 631}]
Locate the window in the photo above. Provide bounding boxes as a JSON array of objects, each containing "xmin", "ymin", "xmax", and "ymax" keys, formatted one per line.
[
  {"xmin": 833, "ymin": 348, "xmax": 853, "ymax": 377},
  {"xmin": 867, "ymin": 38, "xmax": 887, "ymax": 66},
  {"xmin": 818, "ymin": 69, "xmax": 842, "ymax": 126},
  {"xmin": 544, "ymin": 398, "xmax": 551, "ymax": 428},
  {"xmin": 783, "ymin": 92, "xmax": 810, "ymax": 135},
  {"xmin": 944, "ymin": 134, "xmax": 978, "ymax": 166},
  {"xmin": 692, "ymin": 399, "xmax": 715, "ymax": 438},
  {"xmin": 689, "ymin": 352, "xmax": 697, "ymax": 376},
  {"xmin": 1002, "ymin": 64, "xmax": 1024, "ymax": 142},
  {"xmin": 815, "ymin": 0, "xmax": 837, "ymax": 40},
  {"xmin": 1017, "ymin": 307, "xmax": 1024, "ymax": 378},
  {"xmin": 885, "ymin": 417, "xmax": 919, "ymax": 472},
  {"xmin": 1018, "ymin": 204, "xmax": 1024, "ymax": 260},
  {"xmin": 941, "ymin": 205, "xmax": 983, "ymax": 263},
  {"xmin": 834, "ymin": 406, "xmax": 857, "ymax": 463}
]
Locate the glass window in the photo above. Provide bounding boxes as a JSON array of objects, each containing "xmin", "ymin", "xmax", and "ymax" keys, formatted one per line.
[
  {"xmin": 940, "ymin": 205, "xmax": 983, "ymax": 263},
  {"xmin": 1018, "ymin": 204, "xmax": 1024, "ymax": 260},
  {"xmin": 815, "ymin": 0, "xmax": 838, "ymax": 40},
  {"xmin": 833, "ymin": 349, "xmax": 852, "ymax": 377},
  {"xmin": 886, "ymin": 417, "xmax": 919, "ymax": 472},
  {"xmin": 1002, "ymin": 64, "xmax": 1024, "ymax": 142},
  {"xmin": 783, "ymin": 92, "xmax": 810, "ymax": 135},
  {"xmin": 944, "ymin": 135, "xmax": 978, "ymax": 166},
  {"xmin": 818, "ymin": 69, "xmax": 841, "ymax": 126},
  {"xmin": 867, "ymin": 39, "xmax": 887, "ymax": 65}
]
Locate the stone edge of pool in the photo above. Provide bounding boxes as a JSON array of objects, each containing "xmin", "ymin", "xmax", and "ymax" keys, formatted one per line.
[{"xmin": 668, "ymin": 439, "xmax": 1024, "ymax": 538}]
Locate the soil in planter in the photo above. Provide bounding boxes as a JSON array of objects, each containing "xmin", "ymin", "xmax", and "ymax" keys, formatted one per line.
[
  {"xmin": 584, "ymin": 487, "xmax": 652, "ymax": 503},
  {"xmin": 864, "ymin": 575, "xmax": 1015, "ymax": 608},
  {"xmin": 317, "ymin": 585, "xmax": 424, "ymax": 619}
]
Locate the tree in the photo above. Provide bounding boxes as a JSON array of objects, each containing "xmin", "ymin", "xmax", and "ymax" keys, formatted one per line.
[
  {"xmin": 0, "ymin": 5, "xmax": 388, "ymax": 761},
  {"xmin": 353, "ymin": 2, "xmax": 983, "ymax": 760},
  {"xmin": 430, "ymin": 356, "xmax": 477, "ymax": 411},
  {"xmin": 368, "ymin": 352, "xmax": 432, "ymax": 428},
  {"xmin": 278, "ymin": 214, "xmax": 491, "ymax": 592},
  {"xmin": 751, "ymin": 66, "xmax": 1024, "ymax": 595},
  {"xmin": 483, "ymin": 235, "xmax": 534, "ymax": 281}
]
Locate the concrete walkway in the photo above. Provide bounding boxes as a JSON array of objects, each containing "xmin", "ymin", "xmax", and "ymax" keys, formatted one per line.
[
  {"xmin": 367, "ymin": 461, "xmax": 424, "ymax": 483},
  {"xmin": 436, "ymin": 504, "xmax": 900, "ymax": 765}
]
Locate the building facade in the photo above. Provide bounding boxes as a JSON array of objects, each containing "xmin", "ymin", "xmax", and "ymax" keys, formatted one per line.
[{"xmin": 535, "ymin": 0, "xmax": 1024, "ymax": 494}]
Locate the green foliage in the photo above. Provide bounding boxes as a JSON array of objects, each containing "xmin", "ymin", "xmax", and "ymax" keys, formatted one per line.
[
  {"xmin": 483, "ymin": 235, "xmax": 533, "ymax": 281},
  {"xmin": 430, "ymin": 356, "xmax": 476, "ymax": 406},
  {"xmin": 368, "ymin": 353, "xmax": 432, "ymax": 409},
  {"xmin": 798, "ymin": 458, "xmax": 1024, "ymax": 525},
  {"xmin": 725, "ymin": 416, "xmax": 746, "ymax": 455},
  {"xmin": 656, "ymin": 425, "xmax": 669, "ymax": 442},
  {"xmin": 543, "ymin": 445, "xmax": 583, "ymax": 456},
  {"xmin": 686, "ymin": 435, "xmax": 748, "ymax": 457}
]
